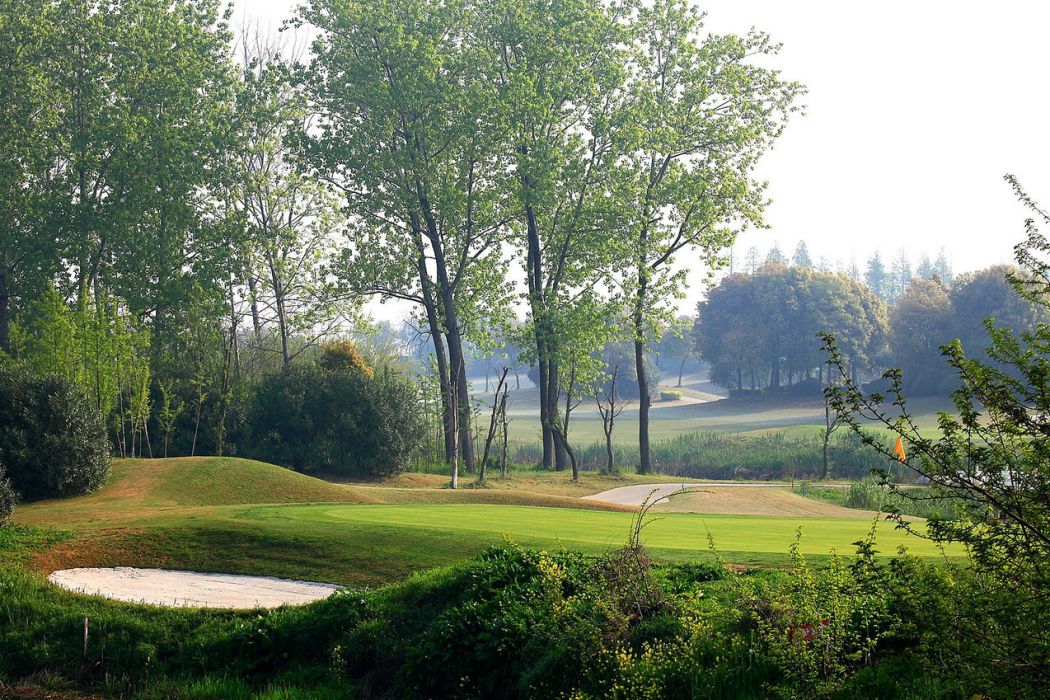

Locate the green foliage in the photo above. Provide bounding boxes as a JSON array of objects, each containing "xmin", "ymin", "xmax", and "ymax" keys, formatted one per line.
[
  {"xmin": 799, "ymin": 479, "xmax": 962, "ymax": 520},
  {"xmin": 740, "ymin": 529, "xmax": 904, "ymax": 696},
  {"xmin": 0, "ymin": 461, "xmax": 15, "ymax": 525},
  {"xmin": 1, "ymin": 535, "xmax": 1004, "ymax": 699},
  {"xmin": 318, "ymin": 340, "xmax": 373, "ymax": 378},
  {"xmin": 659, "ymin": 389, "xmax": 683, "ymax": 401},
  {"xmin": 246, "ymin": 362, "xmax": 422, "ymax": 477},
  {"xmin": 0, "ymin": 366, "xmax": 110, "ymax": 501},
  {"xmin": 697, "ymin": 265, "xmax": 888, "ymax": 391},
  {"xmin": 820, "ymin": 181, "xmax": 1050, "ymax": 696},
  {"xmin": 512, "ymin": 429, "xmax": 893, "ymax": 480}
]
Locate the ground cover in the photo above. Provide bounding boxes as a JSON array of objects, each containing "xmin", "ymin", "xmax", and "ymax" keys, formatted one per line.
[
  {"xmin": 11, "ymin": 457, "xmax": 960, "ymax": 588},
  {"xmin": 237, "ymin": 502, "xmax": 958, "ymax": 568}
]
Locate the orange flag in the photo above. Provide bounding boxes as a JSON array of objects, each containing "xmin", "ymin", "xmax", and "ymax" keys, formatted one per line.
[{"xmin": 893, "ymin": 436, "xmax": 907, "ymax": 462}]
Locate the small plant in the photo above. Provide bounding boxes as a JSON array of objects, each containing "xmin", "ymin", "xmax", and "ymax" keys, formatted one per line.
[
  {"xmin": 0, "ymin": 462, "xmax": 16, "ymax": 525},
  {"xmin": 659, "ymin": 389, "xmax": 683, "ymax": 402},
  {"xmin": 742, "ymin": 525, "xmax": 901, "ymax": 697}
]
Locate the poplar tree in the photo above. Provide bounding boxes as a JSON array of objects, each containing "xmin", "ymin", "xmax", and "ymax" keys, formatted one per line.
[
  {"xmin": 616, "ymin": 0, "xmax": 801, "ymax": 472},
  {"xmin": 298, "ymin": 0, "xmax": 514, "ymax": 478}
]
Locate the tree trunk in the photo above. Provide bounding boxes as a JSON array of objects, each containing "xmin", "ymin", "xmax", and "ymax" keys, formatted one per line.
[
  {"xmin": 604, "ymin": 424, "xmax": 615, "ymax": 474},
  {"xmin": 0, "ymin": 271, "xmax": 9, "ymax": 355},
  {"xmin": 635, "ymin": 336, "xmax": 652, "ymax": 474},
  {"xmin": 524, "ymin": 200, "xmax": 555, "ymax": 470},
  {"xmin": 268, "ymin": 257, "xmax": 290, "ymax": 371},
  {"xmin": 247, "ymin": 275, "xmax": 262, "ymax": 339},
  {"xmin": 191, "ymin": 394, "xmax": 202, "ymax": 457},
  {"xmin": 417, "ymin": 250, "xmax": 455, "ymax": 465},
  {"xmin": 677, "ymin": 356, "xmax": 687, "ymax": 387},
  {"xmin": 549, "ymin": 359, "xmax": 569, "ymax": 471},
  {"xmin": 418, "ymin": 196, "xmax": 475, "ymax": 473},
  {"xmin": 479, "ymin": 369, "xmax": 509, "ymax": 485},
  {"xmin": 822, "ymin": 438, "xmax": 830, "ymax": 480}
]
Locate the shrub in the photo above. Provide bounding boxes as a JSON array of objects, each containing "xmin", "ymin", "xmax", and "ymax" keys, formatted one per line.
[
  {"xmin": 784, "ymin": 377, "xmax": 822, "ymax": 396},
  {"xmin": 0, "ymin": 463, "xmax": 15, "ymax": 525},
  {"xmin": 0, "ymin": 367, "xmax": 110, "ymax": 501},
  {"xmin": 247, "ymin": 362, "xmax": 422, "ymax": 477},
  {"xmin": 659, "ymin": 389, "xmax": 683, "ymax": 401},
  {"xmin": 318, "ymin": 340, "xmax": 374, "ymax": 377}
]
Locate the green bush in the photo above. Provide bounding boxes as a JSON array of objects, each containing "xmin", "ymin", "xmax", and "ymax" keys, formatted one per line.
[
  {"xmin": 0, "ymin": 367, "xmax": 110, "ymax": 501},
  {"xmin": 1, "ymin": 530, "xmax": 1040, "ymax": 699},
  {"xmin": 659, "ymin": 389, "xmax": 683, "ymax": 401},
  {"xmin": 247, "ymin": 363, "xmax": 423, "ymax": 477},
  {"xmin": 0, "ymin": 463, "xmax": 15, "ymax": 525}
]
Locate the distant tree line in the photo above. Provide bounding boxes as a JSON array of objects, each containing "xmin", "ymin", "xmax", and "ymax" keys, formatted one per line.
[
  {"xmin": 695, "ymin": 257, "xmax": 1042, "ymax": 396},
  {"xmin": 740, "ymin": 241, "xmax": 954, "ymax": 305}
]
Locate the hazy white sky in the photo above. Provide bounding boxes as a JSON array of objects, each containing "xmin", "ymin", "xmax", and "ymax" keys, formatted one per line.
[{"xmin": 232, "ymin": 0, "xmax": 1050, "ymax": 316}]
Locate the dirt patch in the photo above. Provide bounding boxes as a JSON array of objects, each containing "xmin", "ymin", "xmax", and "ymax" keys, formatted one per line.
[
  {"xmin": 584, "ymin": 482, "xmax": 874, "ymax": 518},
  {"xmin": 656, "ymin": 487, "xmax": 874, "ymax": 518},
  {"xmin": 27, "ymin": 528, "xmax": 152, "ymax": 575},
  {"xmin": 48, "ymin": 567, "xmax": 342, "ymax": 609}
]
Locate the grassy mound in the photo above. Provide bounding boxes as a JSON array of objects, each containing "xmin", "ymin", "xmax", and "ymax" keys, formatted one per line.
[
  {"xmin": 14, "ymin": 457, "xmax": 375, "ymax": 528},
  {"xmin": 145, "ymin": 457, "xmax": 368, "ymax": 506}
]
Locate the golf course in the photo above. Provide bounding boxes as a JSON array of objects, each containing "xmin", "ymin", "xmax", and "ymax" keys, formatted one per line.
[
  {"xmin": 10, "ymin": 456, "xmax": 958, "ymax": 593},
  {"xmin": 3, "ymin": 0, "xmax": 1047, "ymax": 695}
]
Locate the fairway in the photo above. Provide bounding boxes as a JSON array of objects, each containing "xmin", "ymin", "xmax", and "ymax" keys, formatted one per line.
[
  {"xmin": 10, "ymin": 457, "xmax": 959, "ymax": 585},
  {"xmin": 240, "ymin": 502, "xmax": 957, "ymax": 562}
]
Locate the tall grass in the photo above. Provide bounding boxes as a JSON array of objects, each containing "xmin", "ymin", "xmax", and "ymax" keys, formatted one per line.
[
  {"xmin": 503, "ymin": 430, "xmax": 906, "ymax": 481},
  {"xmin": 798, "ymin": 478, "xmax": 963, "ymax": 519}
]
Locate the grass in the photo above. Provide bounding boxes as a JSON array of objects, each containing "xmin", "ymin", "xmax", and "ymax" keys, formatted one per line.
[
  {"xmin": 0, "ymin": 451, "xmax": 977, "ymax": 698},
  {"xmin": 495, "ymin": 376, "xmax": 954, "ymax": 449},
  {"xmin": 797, "ymin": 479, "xmax": 964, "ymax": 521},
  {"xmin": 9, "ymin": 457, "xmax": 963, "ymax": 588},
  {"xmin": 238, "ymin": 502, "xmax": 959, "ymax": 567}
]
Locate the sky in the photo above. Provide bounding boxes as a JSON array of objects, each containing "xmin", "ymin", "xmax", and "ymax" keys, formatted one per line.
[{"xmin": 231, "ymin": 0, "xmax": 1050, "ymax": 318}]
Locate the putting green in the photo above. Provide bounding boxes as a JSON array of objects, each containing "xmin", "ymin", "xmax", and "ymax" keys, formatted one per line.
[{"xmin": 240, "ymin": 503, "xmax": 958, "ymax": 561}]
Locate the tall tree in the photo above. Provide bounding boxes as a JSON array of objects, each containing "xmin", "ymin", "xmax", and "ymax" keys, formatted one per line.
[
  {"xmin": 617, "ymin": 0, "xmax": 801, "ymax": 472},
  {"xmin": 234, "ymin": 34, "xmax": 348, "ymax": 370},
  {"xmin": 744, "ymin": 246, "xmax": 761, "ymax": 274},
  {"xmin": 765, "ymin": 244, "xmax": 787, "ymax": 265},
  {"xmin": 888, "ymin": 276, "xmax": 953, "ymax": 394},
  {"xmin": 299, "ymin": 0, "xmax": 514, "ymax": 478},
  {"xmin": 888, "ymin": 249, "xmax": 911, "ymax": 303},
  {"xmin": 793, "ymin": 241, "xmax": 813, "ymax": 268},
  {"xmin": 865, "ymin": 252, "xmax": 887, "ymax": 301},
  {"xmin": 0, "ymin": 0, "xmax": 60, "ymax": 355},
  {"xmin": 483, "ymin": 0, "xmax": 628, "ymax": 470},
  {"xmin": 916, "ymin": 252, "xmax": 935, "ymax": 280},
  {"xmin": 934, "ymin": 247, "xmax": 954, "ymax": 284},
  {"xmin": 46, "ymin": 0, "xmax": 237, "ymax": 320},
  {"xmin": 696, "ymin": 266, "xmax": 887, "ymax": 391}
]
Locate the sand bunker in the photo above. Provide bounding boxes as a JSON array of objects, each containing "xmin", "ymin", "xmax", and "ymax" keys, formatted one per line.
[{"xmin": 48, "ymin": 567, "xmax": 343, "ymax": 609}]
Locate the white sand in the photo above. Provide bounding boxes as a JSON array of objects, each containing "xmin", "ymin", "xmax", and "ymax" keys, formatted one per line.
[{"xmin": 48, "ymin": 567, "xmax": 343, "ymax": 609}]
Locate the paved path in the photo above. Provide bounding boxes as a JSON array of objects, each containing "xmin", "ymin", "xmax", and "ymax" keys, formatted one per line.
[{"xmin": 49, "ymin": 567, "xmax": 342, "ymax": 609}]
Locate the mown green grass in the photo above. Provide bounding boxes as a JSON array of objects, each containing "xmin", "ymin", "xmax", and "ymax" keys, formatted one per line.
[
  {"xmin": 12, "ymin": 457, "xmax": 960, "ymax": 589},
  {"xmin": 502, "ymin": 391, "xmax": 952, "ymax": 460},
  {"xmin": 237, "ymin": 502, "xmax": 960, "ymax": 567}
]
